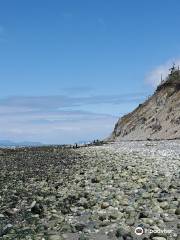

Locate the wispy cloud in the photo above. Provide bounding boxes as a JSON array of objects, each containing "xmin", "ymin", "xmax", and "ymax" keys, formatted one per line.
[
  {"xmin": 0, "ymin": 109, "xmax": 117, "ymax": 144},
  {"xmin": 145, "ymin": 58, "xmax": 180, "ymax": 87},
  {"xmin": 0, "ymin": 92, "xmax": 146, "ymax": 144},
  {"xmin": 0, "ymin": 93, "xmax": 146, "ymax": 110}
]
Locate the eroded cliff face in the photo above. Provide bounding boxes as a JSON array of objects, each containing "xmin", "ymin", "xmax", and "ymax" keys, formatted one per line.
[{"xmin": 109, "ymin": 70, "xmax": 180, "ymax": 141}]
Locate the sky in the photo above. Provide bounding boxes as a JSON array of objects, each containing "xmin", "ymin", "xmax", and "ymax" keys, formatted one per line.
[{"xmin": 0, "ymin": 0, "xmax": 180, "ymax": 144}]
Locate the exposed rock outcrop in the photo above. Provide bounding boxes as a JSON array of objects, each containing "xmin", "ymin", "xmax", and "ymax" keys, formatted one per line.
[{"xmin": 109, "ymin": 68, "xmax": 180, "ymax": 141}]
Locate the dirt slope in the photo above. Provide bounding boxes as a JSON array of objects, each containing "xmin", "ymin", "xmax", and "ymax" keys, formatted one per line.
[{"xmin": 109, "ymin": 69, "xmax": 180, "ymax": 141}]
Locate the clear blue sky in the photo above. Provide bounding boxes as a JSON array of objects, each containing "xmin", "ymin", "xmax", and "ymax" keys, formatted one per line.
[{"xmin": 0, "ymin": 0, "xmax": 180, "ymax": 144}]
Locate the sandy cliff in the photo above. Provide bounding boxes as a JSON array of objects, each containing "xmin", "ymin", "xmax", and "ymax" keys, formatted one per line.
[{"xmin": 109, "ymin": 68, "xmax": 180, "ymax": 141}]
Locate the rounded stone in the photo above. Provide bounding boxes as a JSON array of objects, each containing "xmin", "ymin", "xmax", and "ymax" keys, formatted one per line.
[
  {"xmin": 49, "ymin": 236, "xmax": 64, "ymax": 240},
  {"xmin": 101, "ymin": 202, "xmax": 110, "ymax": 209},
  {"xmin": 175, "ymin": 208, "xmax": 180, "ymax": 215},
  {"xmin": 152, "ymin": 237, "xmax": 167, "ymax": 240}
]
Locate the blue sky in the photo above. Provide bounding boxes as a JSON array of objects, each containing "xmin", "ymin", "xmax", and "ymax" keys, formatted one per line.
[{"xmin": 0, "ymin": 0, "xmax": 180, "ymax": 144}]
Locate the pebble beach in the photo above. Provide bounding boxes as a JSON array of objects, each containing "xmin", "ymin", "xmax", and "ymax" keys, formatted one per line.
[{"xmin": 0, "ymin": 141, "xmax": 179, "ymax": 240}]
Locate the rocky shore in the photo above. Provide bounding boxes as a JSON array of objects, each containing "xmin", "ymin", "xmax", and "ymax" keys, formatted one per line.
[{"xmin": 0, "ymin": 141, "xmax": 179, "ymax": 240}]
